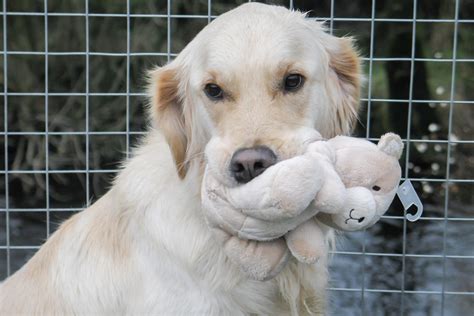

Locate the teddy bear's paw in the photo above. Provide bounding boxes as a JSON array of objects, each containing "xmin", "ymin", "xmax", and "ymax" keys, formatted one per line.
[
  {"xmin": 287, "ymin": 240, "xmax": 324, "ymax": 264},
  {"xmin": 202, "ymin": 185, "xmax": 249, "ymax": 236},
  {"xmin": 224, "ymin": 237, "xmax": 291, "ymax": 281},
  {"xmin": 286, "ymin": 220, "xmax": 326, "ymax": 264},
  {"xmin": 312, "ymin": 183, "xmax": 347, "ymax": 214}
]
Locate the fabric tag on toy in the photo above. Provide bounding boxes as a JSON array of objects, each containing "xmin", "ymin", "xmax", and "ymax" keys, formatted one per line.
[{"xmin": 397, "ymin": 180, "xmax": 423, "ymax": 222}]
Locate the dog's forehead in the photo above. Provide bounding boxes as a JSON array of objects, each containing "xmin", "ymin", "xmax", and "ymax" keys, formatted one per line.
[{"xmin": 198, "ymin": 4, "xmax": 325, "ymax": 74}]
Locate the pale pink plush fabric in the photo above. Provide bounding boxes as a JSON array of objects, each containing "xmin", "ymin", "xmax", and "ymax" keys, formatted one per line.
[{"xmin": 202, "ymin": 133, "xmax": 403, "ymax": 281}]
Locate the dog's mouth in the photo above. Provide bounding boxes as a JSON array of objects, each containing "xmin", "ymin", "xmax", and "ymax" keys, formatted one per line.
[{"xmin": 344, "ymin": 209, "xmax": 366, "ymax": 224}]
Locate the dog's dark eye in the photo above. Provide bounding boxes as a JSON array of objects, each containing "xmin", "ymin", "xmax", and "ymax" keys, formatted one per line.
[
  {"xmin": 204, "ymin": 83, "xmax": 224, "ymax": 100},
  {"xmin": 284, "ymin": 74, "xmax": 304, "ymax": 92},
  {"xmin": 372, "ymin": 185, "xmax": 381, "ymax": 191}
]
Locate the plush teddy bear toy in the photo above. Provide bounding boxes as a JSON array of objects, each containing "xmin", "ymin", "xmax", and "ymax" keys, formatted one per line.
[{"xmin": 202, "ymin": 133, "xmax": 403, "ymax": 281}]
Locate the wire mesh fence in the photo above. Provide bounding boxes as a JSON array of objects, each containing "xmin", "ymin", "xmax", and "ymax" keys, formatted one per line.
[{"xmin": 0, "ymin": 0, "xmax": 472, "ymax": 315}]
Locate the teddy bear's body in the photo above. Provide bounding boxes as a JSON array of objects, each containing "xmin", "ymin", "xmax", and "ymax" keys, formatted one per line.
[{"xmin": 202, "ymin": 133, "xmax": 403, "ymax": 280}]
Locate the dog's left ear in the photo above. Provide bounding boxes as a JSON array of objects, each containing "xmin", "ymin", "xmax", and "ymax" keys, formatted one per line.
[
  {"xmin": 326, "ymin": 36, "xmax": 362, "ymax": 137},
  {"xmin": 148, "ymin": 64, "xmax": 190, "ymax": 179}
]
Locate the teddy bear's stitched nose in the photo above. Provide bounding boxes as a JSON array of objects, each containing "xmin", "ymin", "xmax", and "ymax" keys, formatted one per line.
[
  {"xmin": 358, "ymin": 217, "xmax": 365, "ymax": 223},
  {"xmin": 230, "ymin": 146, "xmax": 277, "ymax": 183}
]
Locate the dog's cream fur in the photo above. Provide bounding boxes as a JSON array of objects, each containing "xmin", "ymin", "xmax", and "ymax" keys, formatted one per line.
[{"xmin": 0, "ymin": 3, "xmax": 361, "ymax": 315}]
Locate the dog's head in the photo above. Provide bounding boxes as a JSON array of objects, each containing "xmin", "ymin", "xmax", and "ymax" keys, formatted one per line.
[{"xmin": 148, "ymin": 3, "xmax": 361, "ymax": 184}]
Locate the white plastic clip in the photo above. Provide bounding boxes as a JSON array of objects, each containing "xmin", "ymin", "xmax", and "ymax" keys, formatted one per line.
[{"xmin": 397, "ymin": 180, "xmax": 423, "ymax": 222}]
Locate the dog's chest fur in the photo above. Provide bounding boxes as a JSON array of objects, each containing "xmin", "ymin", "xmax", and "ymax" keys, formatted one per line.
[{"xmin": 0, "ymin": 132, "xmax": 327, "ymax": 315}]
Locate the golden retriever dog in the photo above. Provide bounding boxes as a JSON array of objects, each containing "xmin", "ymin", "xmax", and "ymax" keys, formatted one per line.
[{"xmin": 0, "ymin": 3, "xmax": 360, "ymax": 315}]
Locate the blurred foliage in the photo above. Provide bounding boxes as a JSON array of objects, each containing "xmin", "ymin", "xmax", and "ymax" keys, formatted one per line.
[
  {"xmin": 0, "ymin": 1, "xmax": 473, "ymax": 310},
  {"xmin": 1, "ymin": 0, "xmax": 471, "ymax": 212}
]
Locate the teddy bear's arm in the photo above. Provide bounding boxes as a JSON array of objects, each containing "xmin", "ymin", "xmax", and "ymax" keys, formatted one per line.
[
  {"xmin": 298, "ymin": 140, "xmax": 348, "ymax": 214},
  {"xmin": 203, "ymin": 175, "xmax": 320, "ymax": 241},
  {"xmin": 311, "ymin": 163, "xmax": 348, "ymax": 214}
]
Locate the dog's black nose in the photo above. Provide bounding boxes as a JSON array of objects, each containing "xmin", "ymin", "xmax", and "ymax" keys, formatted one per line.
[{"xmin": 230, "ymin": 146, "xmax": 277, "ymax": 183}]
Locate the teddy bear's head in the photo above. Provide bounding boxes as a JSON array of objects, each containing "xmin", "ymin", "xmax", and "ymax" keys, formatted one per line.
[{"xmin": 319, "ymin": 133, "xmax": 403, "ymax": 230}]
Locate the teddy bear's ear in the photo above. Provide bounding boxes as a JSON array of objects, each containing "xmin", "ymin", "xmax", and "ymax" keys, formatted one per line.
[{"xmin": 378, "ymin": 133, "xmax": 404, "ymax": 159}]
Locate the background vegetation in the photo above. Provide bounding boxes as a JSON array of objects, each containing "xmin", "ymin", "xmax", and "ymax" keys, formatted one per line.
[{"xmin": 0, "ymin": 0, "xmax": 472, "ymax": 314}]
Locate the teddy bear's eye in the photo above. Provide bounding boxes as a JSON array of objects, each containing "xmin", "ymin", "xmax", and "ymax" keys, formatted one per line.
[{"xmin": 372, "ymin": 185, "xmax": 381, "ymax": 191}]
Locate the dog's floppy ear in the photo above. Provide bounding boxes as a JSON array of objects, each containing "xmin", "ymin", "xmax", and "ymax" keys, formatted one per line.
[
  {"xmin": 326, "ymin": 36, "xmax": 362, "ymax": 136},
  {"xmin": 148, "ymin": 65, "xmax": 189, "ymax": 179}
]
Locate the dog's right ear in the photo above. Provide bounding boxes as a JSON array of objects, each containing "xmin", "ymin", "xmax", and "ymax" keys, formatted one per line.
[{"xmin": 148, "ymin": 65, "xmax": 189, "ymax": 179}]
